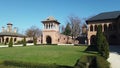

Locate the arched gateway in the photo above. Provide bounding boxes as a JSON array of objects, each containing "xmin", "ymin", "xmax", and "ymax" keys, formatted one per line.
[
  {"xmin": 46, "ymin": 36, "xmax": 52, "ymax": 44},
  {"xmin": 42, "ymin": 16, "xmax": 60, "ymax": 44}
]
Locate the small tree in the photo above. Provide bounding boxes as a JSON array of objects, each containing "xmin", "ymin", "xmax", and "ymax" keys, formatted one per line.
[
  {"xmin": 63, "ymin": 23, "xmax": 71, "ymax": 36},
  {"xmin": 9, "ymin": 37, "xmax": 13, "ymax": 47},
  {"xmin": 33, "ymin": 37, "xmax": 37, "ymax": 45},
  {"xmin": 96, "ymin": 25, "xmax": 109, "ymax": 59},
  {"xmin": 23, "ymin": 37, "xmax": 26, "ymax": 46}
]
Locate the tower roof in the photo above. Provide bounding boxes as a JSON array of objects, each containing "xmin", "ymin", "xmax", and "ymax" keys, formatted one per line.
[
  {"xmin": 42, "ymin": 16, "xmax": 60, "ymax": 24},
  {"xmin": 46, "ymin": 16, "xmax": 56, "ymax": 21}
]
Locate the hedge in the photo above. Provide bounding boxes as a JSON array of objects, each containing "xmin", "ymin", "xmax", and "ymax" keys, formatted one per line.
[
  {"xmin": 74, "ymin": 55, "xmax": 110, "ymax": 68},
  {"xmin": 3, "ymin": 60, "xmax": 73, "ymax": 68}
]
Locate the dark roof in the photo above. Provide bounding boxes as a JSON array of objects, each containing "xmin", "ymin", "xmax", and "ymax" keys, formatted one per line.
[
  {"xmin": 86, "ymin": 11, "xmax": 120, "ymax": 22},
  {"xmin": 0, "ymin": 32, "xmax": 24, "ymax": 37}
]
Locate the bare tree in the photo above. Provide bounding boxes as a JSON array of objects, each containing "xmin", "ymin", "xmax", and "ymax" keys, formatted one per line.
[
  {"xmin": 25, "ymin": 26, "xmax": 42, "ymax": 38},
  {"xmin": 68, "ymin": 15, "xmax": 81, "ymax": 39}
]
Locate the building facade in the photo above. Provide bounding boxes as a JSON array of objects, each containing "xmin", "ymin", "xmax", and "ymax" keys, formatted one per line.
[
  {"xmin": 0, "ymin": 23, "xmax": 24, "ymax": 44},
  {"xmin": 86, "ymin": 11, "xmax": 120, "ymax": 45}
]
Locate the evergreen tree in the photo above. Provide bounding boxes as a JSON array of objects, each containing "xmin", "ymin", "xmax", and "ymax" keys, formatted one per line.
[
  {"xmin": 33, "ymin": 37, "xmax": 37, "ymax": 45},
  {"xmin": 96, "ymin": 25, "xmax": 109, "ymax": 59},
  {"xmin": 63, "ymin": 23, "xmax": 71, "ymax": 36},
  {"xmin": 23, "ymin": 37, "xmax": 26, "ymax": 46},
  {"xmin": 9, "ymin": 37, "xmax": 13, "ymax": 47}
]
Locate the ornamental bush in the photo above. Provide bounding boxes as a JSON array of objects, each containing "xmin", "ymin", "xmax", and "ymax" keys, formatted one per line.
[
  {"xmin": 23, "ymin": 37, "xmax": 26, "ymax": 46},
  {"xmin": 74, "ymin": 55, "xmax": 110, "ymax": 68},
  {"xmin": 9, "ymin": 37, "xmax": 13, "ymax": 47},
  {"xmin": 96, "ymin": 25, "xmax": 109, "ymax": 59},
  {"xmin": 33, "ymin": 37, "xmax": 37, "ymax": 45}
]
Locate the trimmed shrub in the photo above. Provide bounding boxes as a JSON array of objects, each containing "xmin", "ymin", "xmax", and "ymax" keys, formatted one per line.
[
  {"xmin": 23, "ymin": 37, "xmax": 26, "ymax": 46},
  {"xmin": 33, "ymin": 37, "xmax": 37, "ymax": 45},
  {"xmin": 96, "ymin": 25, "xmax": 109, "ymax": 59},
  {"xmin": 74, "ymin": 55, "xmax": 110, "ymax": 68},
  {"xmin": 8, "ymin": 37, "xmax": 13, "ymax": 47},
  {"xmin": 3, "ymin": 60, "xmax": 73, "ymax": 68}
]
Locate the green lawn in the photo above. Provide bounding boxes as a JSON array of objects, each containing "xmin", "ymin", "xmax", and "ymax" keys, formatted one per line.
[{"xmin": 0, "ymin": 45, "xmax": 87, "ymax": 66}]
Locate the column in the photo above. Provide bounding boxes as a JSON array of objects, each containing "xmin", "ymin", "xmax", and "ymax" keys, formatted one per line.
[
  {"xmin": 53, "ymin": 23, "xmax": 54, "ymax": 29},
  {"xmin": 88, "ymin": 25, "xmax": 90, "ymax": 31},
  {"xmin": 50, "ymin": 23, "xmax": 51, "ymax": 29},
  {"xmin": 102, "ymin": 24, "xmax": 104, "ymax": 32},
  {"xmin": 44, "ymin": 24, "xmax": 45, "ymax": 29},
  {"xmin": 49, "ymin": 23, "xmax": 50, "ymax": 29},
  {"xmin": 93, "ymin": 24, "xmax": 95, "ymax": 31},
  {"xmin": 51, "ymin": 23, "xmax": 53, "ymax": 29},
  {"xmin": 88, "ymin": 39, "xmax": 90, "ymax": 45},
  {"xmin": 46, "ymin": 23, "xmax": 48, "ymax": 29}
]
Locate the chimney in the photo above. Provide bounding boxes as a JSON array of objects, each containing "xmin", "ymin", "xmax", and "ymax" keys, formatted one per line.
[
  {"xmin": 2, "ymin": 27, "xmax": 5, "ymax": 32},
  {"xmin": 7, "ymin": 23, "xmax": 13, "ymax": 32},
  {"xmin": 14, "ymin": 27, "xmax": 17, "ymax": 33}
]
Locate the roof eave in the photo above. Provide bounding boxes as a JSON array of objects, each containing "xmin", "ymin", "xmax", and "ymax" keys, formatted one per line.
[{"xmin": 86, "ymin": 18, "xmax": 116, "ymax": 24}]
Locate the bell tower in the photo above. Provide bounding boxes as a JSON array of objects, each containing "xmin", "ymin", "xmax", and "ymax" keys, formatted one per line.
[{"xmin": 42, "ymin": 16, "xmax": 60, "ymax": 44}]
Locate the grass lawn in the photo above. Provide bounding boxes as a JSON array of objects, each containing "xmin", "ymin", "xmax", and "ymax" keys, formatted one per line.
[{"xmin": 0, "ymin": 45, "xmax": 88, "ymax": 67}]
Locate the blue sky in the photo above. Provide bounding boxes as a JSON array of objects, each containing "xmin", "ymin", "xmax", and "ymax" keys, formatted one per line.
[{"xmin": 0, "ymin": 0, "xmax": 120, "ymax": 34}]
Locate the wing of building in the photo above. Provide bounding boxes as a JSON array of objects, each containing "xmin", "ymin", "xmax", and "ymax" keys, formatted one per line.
[
  {"xmin": 0, "ymin": 23, "xmax": 24, "ymax": 44},
  {"xmin": 86, "ymin": 11, "xmax": 120, "ymax": 45}
]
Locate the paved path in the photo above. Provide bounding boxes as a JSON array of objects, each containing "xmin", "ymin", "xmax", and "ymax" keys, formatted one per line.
[
  {"xmin": 108, "ymin": 52, "xmax": 120, "ymax": 68},
  {"xmin": 108, "ymin": 46, "xmax": 120, "ymax": 68},
  {"xmin": 0, "ymin": 43, "xmax": 33, "ymax": 48}
]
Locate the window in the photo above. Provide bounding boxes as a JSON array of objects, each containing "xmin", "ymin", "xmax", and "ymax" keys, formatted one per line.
[
  {"xmin": 90, "ymin": 25, "xmax": 93, "ymax": 31},
  {"xmin": 94, "ymin": 25, "xmax": 97, "ymax": 31},
  {"xmin": 108, "ymin": 24, "xmax": 112, "ymax": 31},
  {"xmin": 14, "ymin": 38, "xmax": 17, "ymax": 42},
  {"xmin": 58, "ymin": 39, "xmax": 60, "ymax": 42},
  {"xmin": 104, "ymin": 24, "xmax": 107, "ymax": 31}
]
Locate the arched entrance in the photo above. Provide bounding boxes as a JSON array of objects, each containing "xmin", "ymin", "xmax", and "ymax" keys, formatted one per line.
[
  {"xmin": 90, "ymin": 35, "xmax": 96, "ymax": 45},
  {"xmin": 46, "ymin": 36, "xmax": 52, "ymax": 44}
]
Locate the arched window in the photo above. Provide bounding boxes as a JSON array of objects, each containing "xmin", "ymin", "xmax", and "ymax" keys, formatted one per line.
[
  {"xmin": 108, "ymin": 24, "xmax": 112, "ymax": 31},
  {"xmin": 90, "ymin": 25, "xmax": 93, "ymax": 31},
  {"xmin": 104, "ymin": 24, "xmax": 107, "ymax": 31},
  {"xmin": 6, "ymin": 38, "xmax": 9, "ymax": 43},
  {"xmin": 94, "ymin": 25, "xmax": 97, "ymax": 31},
  {"xmin": 14, "ymin": 38, "xmax": 17, "ymax": 42}
]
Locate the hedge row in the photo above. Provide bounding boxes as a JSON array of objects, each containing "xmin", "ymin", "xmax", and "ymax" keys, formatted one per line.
[
  {"xmin": 3, "ymin": 60, "xmax": 73, "ymax": 68},
  {"xmin": 74, "ymin": 55, "xmax": 110, "ymax": 68}
]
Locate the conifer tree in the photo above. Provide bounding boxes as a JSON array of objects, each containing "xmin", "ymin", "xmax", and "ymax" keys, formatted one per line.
[
  {"xmin": 96, "ymin": 25, "xmax": 109, "ymax": 59},
  {"xmin": 63, "ymin": 23, "xmax": 71, "ymax": 36}
]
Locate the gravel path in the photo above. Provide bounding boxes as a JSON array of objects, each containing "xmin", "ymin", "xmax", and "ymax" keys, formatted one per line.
[{"xmin": 108, "ymin": 52, "xmax": 120, "ymax": 68}]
